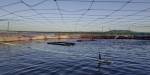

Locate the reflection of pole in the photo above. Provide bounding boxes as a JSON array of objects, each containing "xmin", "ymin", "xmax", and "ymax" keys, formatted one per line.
[
  {"xmin": 7, "ymin": 21, "xmax": 10, "ymax": 32},
  {"xmin": 99, "ymin": 52, "xmax": 101, "ymax": 60},
  {"xmin": 97, "ymin": 51, "xmax": 102, "ymax": 72}
]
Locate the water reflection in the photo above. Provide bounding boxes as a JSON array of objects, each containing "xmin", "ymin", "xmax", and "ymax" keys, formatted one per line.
[{"xmin": 0, "ymin": 39, "xmax": 150, "ymax": 75}]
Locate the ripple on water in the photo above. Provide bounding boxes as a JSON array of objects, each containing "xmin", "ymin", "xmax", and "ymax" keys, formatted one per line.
[{"xmin": 0, "ymin": 40, "xmax": 150, "ymax": 75}]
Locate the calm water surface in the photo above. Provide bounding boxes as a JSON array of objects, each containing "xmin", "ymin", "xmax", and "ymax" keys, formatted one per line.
[{"xmin": 0, "ymin": 39, "xmax": 150, "ymax": 75}]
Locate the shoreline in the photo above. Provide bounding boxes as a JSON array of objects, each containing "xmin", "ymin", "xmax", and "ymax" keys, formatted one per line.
[{"xmin": 0, "ymin": 32, "xmax": 150, "ymax": 42}]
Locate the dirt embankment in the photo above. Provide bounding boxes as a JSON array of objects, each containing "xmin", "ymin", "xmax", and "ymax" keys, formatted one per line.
[{"xmin": 0, "ymin": 33, "xmax": 150, "ymax": 42}]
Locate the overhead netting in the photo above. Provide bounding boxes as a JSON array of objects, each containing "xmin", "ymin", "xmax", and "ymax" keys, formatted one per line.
[{"xmin": 0, "ymin": 0, "xmax": 150, "ymax": 31}]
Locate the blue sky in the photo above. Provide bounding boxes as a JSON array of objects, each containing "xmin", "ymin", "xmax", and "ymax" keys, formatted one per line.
[{"xmin": 0, "ymin": 0, "xmax": 150, "ymax": 32}]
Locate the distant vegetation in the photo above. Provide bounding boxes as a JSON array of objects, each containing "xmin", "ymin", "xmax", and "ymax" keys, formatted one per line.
[
  {"xmin": 1, "ymin": 30, "xmax": 150, "ymax": 36},
  {"xmin": 106, "ymin": 30, "xmax": 150, "ymax": 36},
  {"xmin": 51, "ymin": 30, "xmax": 150, "ymax": 36}
]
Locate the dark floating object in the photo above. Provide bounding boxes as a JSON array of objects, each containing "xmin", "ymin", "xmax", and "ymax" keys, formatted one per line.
[
  {"xmin": 76, "ymin": 40, "xmax": 82, "ymax": 42},
  {"xmin": 27, "ymin": 46, "xmax": 31, "ymax": 48},
  {"xmin": 76, "ymin": 39, "xmax": 96, "ymax": 42},
  {"xmin": 47, "ymin": 42, "xmax": 75, "ymax": 46}
]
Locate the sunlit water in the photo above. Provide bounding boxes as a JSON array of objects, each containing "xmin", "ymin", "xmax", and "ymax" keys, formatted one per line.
[{"xmin": 0, "ymin": 39, "xmax": 150, "ymax": 75}]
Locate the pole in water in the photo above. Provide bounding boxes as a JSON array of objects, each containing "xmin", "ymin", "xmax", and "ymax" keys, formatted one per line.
[{"xmin": 98, "ymin": 52, "xmax": 112, "ymax": 65}]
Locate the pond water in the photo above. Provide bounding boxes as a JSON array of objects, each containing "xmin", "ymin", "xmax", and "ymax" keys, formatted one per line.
[{"xmin": 0, "ymin": 39, "xmax": 150, "ymax": 75}]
